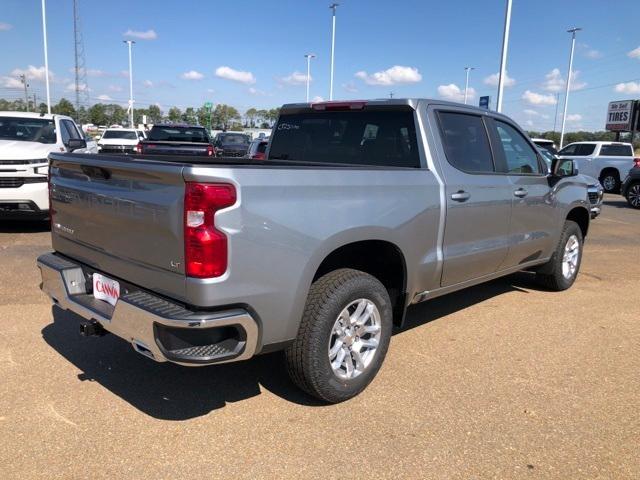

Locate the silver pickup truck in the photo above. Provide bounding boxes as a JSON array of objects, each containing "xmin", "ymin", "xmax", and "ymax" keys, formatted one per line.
[{"xmin": 38, "ymin": 99, "xmax": 592, "ymax": 403}]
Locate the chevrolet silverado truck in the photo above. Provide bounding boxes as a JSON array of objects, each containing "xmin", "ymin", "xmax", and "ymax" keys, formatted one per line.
[
  {"xmin": 38, "ymin": 99, "xmax": 592, "ymax": 403},
  {"xmin": 0, "ymin": 111, "xmax": 92, "ymax": 219},
  {"xmin": 138, "ymin": 124, "xmax": 213, "ymax": 156}
]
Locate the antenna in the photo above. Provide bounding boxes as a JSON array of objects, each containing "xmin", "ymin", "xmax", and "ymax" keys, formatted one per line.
[{"xmin": 73, "ymin": 0, "xmax": 89, "ymax": 120}]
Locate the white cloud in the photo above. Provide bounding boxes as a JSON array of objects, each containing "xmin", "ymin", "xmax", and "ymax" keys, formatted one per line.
[
  {"xmin": 279, "ymin": 71, "xmax": 309, "ymax": 86},
  {"xmin": 0, "ymin": 76, "xmax": 22, "ymax": 88},
  {"xmin": 215, "ymin": 66, "xmax": 256, "ymax": 85},
  {"xmin": 248, "ymin": 87, "xmax": 266, "ymax": 96},
  {"xmin": 522, "ymin": 90, "xmax": 557, "ymax": 106},
  {"xmin": 566, "ymin": 114, "xmax": 582, "ymax": 122},
  {"xmin": 180, "ymin": 70, "xmax": 204, "ymax": 80},
  {"xmin": 108, "ymin": 84, "xmax": 123, "ymax": 92},
  {"xmin": 628, "ymin": 46, "xmax": 640, "ymax": 59},
  {"xmin": 123, "ymin": 29, "xmax": 157, "ymax": 40},
  {"xmin": 585, "ymin": 49, "xmax": 603, "ymax": 59},
  {"xmin": 0, "ymin": 22, "xmax": 13, "ymax": 31},
  {"xmin": 437, "ymin": 83, "xmax": 475, "ymax": 102},
  {"xmin": 65, "ymin": 82, "xmax": 90, "ymax": 92},
  {"xmin": 614, "ymin": 81, "xmax": 640, "ymax": 94},
  {"xmin": 355, "ymin": 65, "xmax": 422, "ymax": 86},
  {"xmin": 143, "ymin": 80, "xmax": 154, "ymax": 88},
  {"xmin": 206, "ymin": 88, "xmax": 215, "ymax": 93},
  {"xmin": 342, "ymin": 81, "xmax": 358, "ymax": 93},
  {"xmin": 311, "ymin": 96, "xmax": 324, "ymax": 102},
  {"xmin": 484, "ymin": 71, "xmax": 516, "ymax": 87},
  {"xmin": 10, "ymin": 65, "xmax": 54, "ymax": 82},
  {"xmin": 97, "ymin": 94, "xmax": 113, "ymax": 101},
  {"xmin": 542, "ymin": 68, "xmax": 586, "ymax": 92},
  {"xmin": 523, "ymin": 109, "xmax": 549, "ymax": 119}
]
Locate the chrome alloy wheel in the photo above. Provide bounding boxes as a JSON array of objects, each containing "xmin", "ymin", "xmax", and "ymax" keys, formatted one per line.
[
  {"xmin": 328, "ymin": 298, "xmax": 382, "ymax": 380},
  {"xmin": 628, "ymin": 184, "xmax": 640, "ymax": 207},
  {"xmin": 562, "ymin": 234, "xmax": 580, "ymax": 280},
  {"xmin": 602, "ymin": 175, "xmax": 617, "ymax": 192}
]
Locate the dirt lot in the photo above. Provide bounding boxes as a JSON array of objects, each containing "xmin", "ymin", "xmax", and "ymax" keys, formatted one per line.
[{"xmin": 0, "ymin": 195, "xmax": 638, "ymax": 479}]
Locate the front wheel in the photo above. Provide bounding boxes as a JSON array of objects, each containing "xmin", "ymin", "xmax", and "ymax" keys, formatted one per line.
[
  {"xmin": 536, "ymin": 220, "xmax": 583, "ymax": 291},
  {"xmin": 285, "ymin": 269, "xmax": 393, "ymax": 403},
  {"xmin": 625, "ymin": 182, "xmax": 640, "ymax": 209}
]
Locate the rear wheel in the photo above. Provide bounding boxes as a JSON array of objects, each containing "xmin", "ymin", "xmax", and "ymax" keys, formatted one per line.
[
  {"xmin": 625, "ymin": 182, "xmax": 640, "ymax": 209},
  {"xmin": 285, "ymin": 268, "xmax": 392, "ymax": 403},
  {"xmin": 600, "ymin": 171, "xmax": 620, "ymax": 193},
  {"xmin": 536, "ymin": 220, "xmax": 583, "ymax": 291}
]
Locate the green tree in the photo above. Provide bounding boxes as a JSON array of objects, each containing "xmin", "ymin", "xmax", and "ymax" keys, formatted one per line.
[
  {"xmin": 212, "ymin": 104, "xmax": 240, "ymax": 130},
  {"xmin": 182, "ymin": 107, "xmax": 197, "ymax": 124},
  {"xmin": 147, "ymin": 104, "xmax": 162, "ymax": 124},
  {"xmin": 168, "ymin": 107, "xmax": 182, "ymax": 123},
  {"xmin": 52, "ymin": 98, "xmax": 76, "ymax": 117},
  {"xmin": 245, "ymin": 108, "xmax": 258, "ymax": 128},
  {"xmin": 88, "ymin": 103, "xmax": 108, "ymax": 125}
]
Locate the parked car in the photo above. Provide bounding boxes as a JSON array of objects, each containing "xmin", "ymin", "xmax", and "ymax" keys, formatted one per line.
[
  {"xmin": 558, "ymin": 141, "xmax": 637, "ymax": 193},
  {"xmin": 138, "ymin": 124, "xmax": 213, "ymax": 156},
  {"xmin": 38, "ymin": 99, "xmax": 592, "ymax": 402},
  {"xmin": 98, "ymin": 128, "xmax": 146, "ymax": 154},
  {"xmin": 538, "ymin": 146, "xmax": 603, "ymax": 218},
  {"xmin": 246, "ymin": 137, "xmax": 269, "ymax": 159},
  {"xmin": 214, "ymin": 132, "xmax": 251, "ymax": 157},
  {"xmin": 621, "ymin": 163, "xmax": 640, "ymax": 209},
  {"xmin": 0, "ymin": 111, "xmax": 89, "ymax": 219},
  {"xmin": 532, "ymin": 137, "xmax": 557, "ymax": 154}
]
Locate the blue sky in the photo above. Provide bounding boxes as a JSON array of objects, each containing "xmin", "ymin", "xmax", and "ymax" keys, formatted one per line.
[{"xmin": 1, "ymin": 0, "xmax": 639, "ymax": 131}]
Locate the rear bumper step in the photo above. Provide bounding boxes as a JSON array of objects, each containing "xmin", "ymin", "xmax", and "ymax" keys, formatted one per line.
[{"xmin": 37, "ymin": 252, "xmax": 259, "ymax": 366}]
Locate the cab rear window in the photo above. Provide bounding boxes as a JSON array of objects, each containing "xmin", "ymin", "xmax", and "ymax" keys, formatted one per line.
[
  {"xmin": 268, "ymin": 110, "xmax": 420, "ymax": 167},
  {"xmin": 600, "ymin": 144, "xmax": 632, "ymax": 156}
]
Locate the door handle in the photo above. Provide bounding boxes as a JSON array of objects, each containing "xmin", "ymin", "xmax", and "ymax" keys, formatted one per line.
[
  {"xmin": 514, "ymin": 188, "xmax": 528, "ymax": 198},
  {"xmin": 450, "ymin": 190, "xmax": 471, "ymax": 202}
]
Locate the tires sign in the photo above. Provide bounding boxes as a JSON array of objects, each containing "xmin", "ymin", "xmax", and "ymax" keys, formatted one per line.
[{"xmin": 605, "ymin": 100, "xmax": 634, "ymax": 131}]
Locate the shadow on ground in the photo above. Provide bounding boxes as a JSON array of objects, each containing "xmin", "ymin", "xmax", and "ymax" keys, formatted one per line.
[
  {"xmin": 0, "ymin": 219, "xmax": 50, "ymax": 234},
  {"xmin": 41, "ymin": 272, "xmax": 540, "ymax": 420}
]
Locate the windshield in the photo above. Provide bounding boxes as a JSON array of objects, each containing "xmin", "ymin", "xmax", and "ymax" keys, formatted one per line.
[
  {"xmin": 268, "ymin": 109, "xmax": 420, "ymax": 167},
  {"xmin": 217, "ymin": 134, "xmax": 250, "ymax": 145},
  {"xmin": 0, "ymin": 117, "xmax": 57, "ymax": 144},
  {"xmin": 148, "ymin": 126, "xmax": 210, "ymax": 142},
  {"xmin": 102, "ymin": 130, "xmax": 139, "ymax": 140}
]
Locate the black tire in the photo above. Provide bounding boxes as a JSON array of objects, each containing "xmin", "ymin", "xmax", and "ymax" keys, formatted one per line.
[
  {"xmin": 625, "ymin": 181, "xmax": 640, "ymax": 209},
  {"xmin": 536, "ymin": 220, "xmax": 583, "ymax": 291},
  {"xmin": 600, "ymin": 171, "xmax": 620, "ymax": 193},
  {"xmin": 285, "ymin": 268, "xmax": 393, "ymax": 403}
]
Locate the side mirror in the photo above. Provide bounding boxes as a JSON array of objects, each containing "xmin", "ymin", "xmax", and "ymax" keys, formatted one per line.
[
  {"xmin": 67, "ymin": 138, "xmax": 87, "ymax": 152},
  {"xmin": 551, "ymin": 158, "xmax": 578, "ymax": 177}
]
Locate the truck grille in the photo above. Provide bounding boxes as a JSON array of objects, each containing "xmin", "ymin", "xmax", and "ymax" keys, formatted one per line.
[
  {"xmin": 0, "ymin": 177, "xmax": 24, "ymax": 188},
  {"xmin": 100, "ymin": 145, "xmax": 135, "ymax": 153},
  {"xmin": 588, "ymin": 192, "xmax": 599, "ymax": 204}
]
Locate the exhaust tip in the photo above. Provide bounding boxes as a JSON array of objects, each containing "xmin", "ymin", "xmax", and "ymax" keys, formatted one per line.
[{"xmin": 132, "ymin": 340, "xmax": 155, "ymax": 359}]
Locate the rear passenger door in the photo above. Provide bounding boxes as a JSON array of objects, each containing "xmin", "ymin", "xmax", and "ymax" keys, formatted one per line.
[
  {"xmin": 489, "ymin": 119, "xmax": 556, "ymax": 268},
  {"xmin": 435, "ymin": 110, "xmax": 513, "ymax": 287}
]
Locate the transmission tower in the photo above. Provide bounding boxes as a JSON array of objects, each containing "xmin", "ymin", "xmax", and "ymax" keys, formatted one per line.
[{"xmin": 73, "ymin": 0, "xmax": 89, "ymax": 121}]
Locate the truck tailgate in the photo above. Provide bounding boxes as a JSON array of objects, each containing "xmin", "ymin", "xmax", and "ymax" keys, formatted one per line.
[{"xmin": 49, "ymin": 153, "xmax": 187, "ymax": 301}]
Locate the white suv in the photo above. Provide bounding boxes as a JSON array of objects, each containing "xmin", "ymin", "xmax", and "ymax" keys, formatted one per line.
[
  {"xmin": 97, "ymin": 128, "xmax": 146, "ymax": 154},
  {"xmin": 558, "ymin": 141, "xmax": 637, "ymax": 193},
  {"xmin": 0, "ymin": 111, "xmax": 93, "ymax": 219}
]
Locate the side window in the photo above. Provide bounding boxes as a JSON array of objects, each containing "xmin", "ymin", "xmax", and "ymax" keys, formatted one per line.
[
  {"xmin": 600, "ymin": 144, "xmax": 633, "ymax": 156},
  {"xmin": 576, "ymin": 144, "xmax": 596, "ymax": 156},
  {"xmin": 495, "ymin": 121, "xmax": 542, "ymax": 174},
  {"xmin": 61, "ymin": 120, "xmax": 82, "ymax": 141},
  {"xmin": 559, "ymin": 144, "xmax": 577, "ymax": 155},
  {"xmin": 59, "ymin": 121, "xmax": 71, "ymax": 144},
  {"xmin": 438, "ymin": 112, "xmax": 495, "ymax": 173}
]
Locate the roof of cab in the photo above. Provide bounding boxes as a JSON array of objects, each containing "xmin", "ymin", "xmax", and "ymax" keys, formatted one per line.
[{"xmin": 0, "ymin": 111, "xmax": 72, "ymax": 121}]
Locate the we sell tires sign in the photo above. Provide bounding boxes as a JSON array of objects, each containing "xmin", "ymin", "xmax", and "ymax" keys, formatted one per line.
[{"xmin": 605, "ymin": 100, "xmax": 635, "ymax": 131}]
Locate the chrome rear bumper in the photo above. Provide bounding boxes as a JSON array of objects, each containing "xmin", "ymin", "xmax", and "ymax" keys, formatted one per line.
[{"xmin": 37, "ymin": 253, "xmax": 259, "ymax": 366}]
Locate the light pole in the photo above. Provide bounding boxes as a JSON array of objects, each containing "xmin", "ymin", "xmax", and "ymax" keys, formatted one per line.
[
  {"xmin": 463, "ymin": 66, "xmax": 475, "ymax": 104},
  {"xmin": 560, "ymin": 27, "xmax": 581, "ymax": 149},
  {"xmin": 123, "ymin": 40, "xmax": 135, "ymax": 128},
  {"xmin": 329, "ymin": 3, "xmax": 339, "ymax": 101},
  {"xmin": 496, "ymin": 0, "xmax": 512, "ymax": 113},
  {"xmin": 304, "ymin": 53, "xmax": 316, "ymax": 102},
  {"xmin": 41, "ymin": 0, "xmax": 51, "ymax": 114}
]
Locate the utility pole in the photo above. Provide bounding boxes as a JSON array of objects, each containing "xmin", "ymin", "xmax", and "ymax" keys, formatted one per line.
[
  {"xmin": 41, "ymin": 0, "xmax": 51, "ymax": 114},
  {"xmin": 123, "ymin": 40, "xmax": 135, "ymax": 128},
  {"xmin": 20, "ymin": 74, "xmax": 29, "ymax": 111},
  {"xmin": 73, "ymin": 0, "xmax": 89, "ymax": 121},
  {"xmin": 329, "ymin": 3, "xmax": 339, "ymax": 100},
  {"xmin": 304, "ymin": 53, "xmax": 316, "ymax": 102},
  {"xmin": 389, "ymin": 92, "xmax": 394, "ymax": 99},
  {"xmin": 463, "ymin": 66, "xmax": 475, "ymax": 105},
  {"xmin": 552, "ymin": 92, "xmax": 560, "ymax": 133},
  {"xmin": 496, "ymin": 0, "xmax": 512, "ymax": 112},
  {"xmin": 560, "ymin": 27, "xmax": 581, "ymax": 149}
]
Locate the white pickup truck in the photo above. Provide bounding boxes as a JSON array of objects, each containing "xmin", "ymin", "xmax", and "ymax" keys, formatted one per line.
[
  {"xmin": 0, "ymin": 111, "xmax": 94, "ymax": 219},
  {"xmin": 558, "ymin": 141, "xmax": 637, "ymax": 193}
]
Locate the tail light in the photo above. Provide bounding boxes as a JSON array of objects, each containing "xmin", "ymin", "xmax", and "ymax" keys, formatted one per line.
[
  {"xmin": 207, "ymin": 144, "xmax": 213, "ymax": 156},
  {"xmin": 184, "ymin": 182, "xmax": 237, "ymax": 278},
  {"xmin": 634, "ymin": 157, "xmax": 640, "ymax": 168},
  {"xmin": 135, "ymin": 142, "xmax": 142, "ymax": 154},
  {"xmin": 311, "ymin": 101, "xmax": 366, "ymax": 111},
  {"xmin": 252, "ymin": 152, "xmax": 265, "ymax": 160},
  {"xmin": 48, "ymin": 165, "xmax": 55, "ymax": 227}
]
